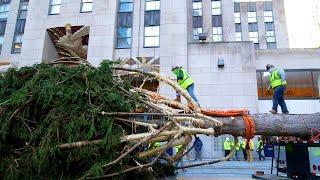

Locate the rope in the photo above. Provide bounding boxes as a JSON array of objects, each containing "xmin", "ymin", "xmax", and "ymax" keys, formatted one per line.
[{"xmin": 202, "ymin": 109, "xmax": 256, "ymax": 139}]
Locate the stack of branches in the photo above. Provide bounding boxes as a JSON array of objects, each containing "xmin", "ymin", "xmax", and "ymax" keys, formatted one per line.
[{"xmin": 0, "ymin": 61, "xmax": 237, "ymax": 179}]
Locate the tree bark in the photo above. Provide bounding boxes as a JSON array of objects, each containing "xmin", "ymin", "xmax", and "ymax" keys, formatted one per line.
[{"xmin": 208, "ymin": 113, "xmax": 320, "ymax": 137}]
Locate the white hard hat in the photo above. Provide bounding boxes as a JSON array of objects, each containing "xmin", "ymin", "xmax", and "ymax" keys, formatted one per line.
[{"xmin": 171, "ymin": 65, "xmax": 180, "ymax": 70}]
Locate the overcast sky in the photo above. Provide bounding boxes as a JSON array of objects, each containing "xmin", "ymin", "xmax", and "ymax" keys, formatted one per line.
[{"xmin": 284, "ymin": 0, "xmax": 320, "ymax": 48}]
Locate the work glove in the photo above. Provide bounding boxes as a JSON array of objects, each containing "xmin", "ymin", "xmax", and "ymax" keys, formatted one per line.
[
  {"xmin": 282, "ymin": 80, "xmax": 287, "ymax": 88},
  {"xmin": 266, "ymin": 86, "xmax": 271, "ymax": 96}
]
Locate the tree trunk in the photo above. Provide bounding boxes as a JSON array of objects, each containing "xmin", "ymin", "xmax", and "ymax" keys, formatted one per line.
[{"xmin": 208, "ymin": 113, "xmax": 320, "ymax": 137}]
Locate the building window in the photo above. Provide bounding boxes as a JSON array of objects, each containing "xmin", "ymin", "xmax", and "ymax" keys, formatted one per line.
[
  {"xmin": 117, "ymin": 27, "xmax": 131, "ymax": 48},
  {"xmin": 234, "ymin": 2, "xmax": 240, "ymax": 13},
  {"xmin": 144, "ymin": 0, "xmax": 160, "ymax": 47},
  {"xmin": 145, "ymin": 0, "xmax": 160, "ymax": 11},
  {"xmin": 248, "ymin": 22, "xmax": 258, "ymax": 32},
  {"xmin": 49, "ymin": 0, "xmax": 61, "ymax": 15},
  {"xmin": 265, "ymin": 22, "xmax": 276, "ymax": 49},
  {"xmin": 257, "ymin": 70, "xmax": 320, "ymax": 99},
  {"xmin": 247, "ymin": 2, "xmax": 256, "ymax": 23},
  {"xmin": 0, "ymin": 1, "xmax": 10, "ymax": 19},
  {"xmin": 0, "ymin": 20, "xmax": 6, "ymax": 52},
  {"xmin": 264, "ymin": 11, "xmax": 273, "ymax": 22},
  {"xmin": 144, "ymin": 26, "xmax": 159, "ymax": 47},
  {"xmin": 119, "ymin": 0, "xmax": 133, "ymax": 12},
  {"xmin": 248, "ymin": 2, "xmax": 256, "ymax": 12},
  {"xmin": 80, "ymin": 0, "xmax": 93, "ymax": 13},
  {"xmin": 212, "ymin": 0, "xmax": 221, "ymax": 15},
  {"xmin": 0, "ymin": 0, "xmax": 10, "ymax": 53},
  {"xmin": 264, "ymin": 1, "xmax": 273, "ymax": 22},
  {"xmin": 193, "ymin": 1, "xmax": 202, "ymax": 16},
  {"xmin": 248, "ymin": 12, "xmax": 257, "ymax": 23},
  {"xmin": 264, "ymin": 1, "xmax": 273, "ymax": 11},
  {"xmin": 12, "ymin": 34, "xmax": 23, "ymax": 53},
  {"xmin": 249, "ymin": 31, "xmax": 258, "ymax": 48},
  {"xmin": 249, "ymin": 22, "xmax": 258, "ymax": 48},
  {"xmin": 192, "ymin": 0, "xmax": 203, "ymax": 41},
  {"xmin": 193, "ymin": 16, "xmax": 203, "ymax": 28},
  {"xmin": 193, "ymin": 27, "xmax": 203, "ymax": 40},
  {"xmin": 212, "ymin": 27, "xmax": 222, "ymax": 42},
  {"xmin": 235, "ymin": 32, "xmax": 242, "ymax": 42},
  {"xmin": 116, "ymin": 0, "xmax": 133, "ymax": 48},
  {"xmin": 234, "ymin": 12, "xmax": 241, "ymax": 24},
  {"xmin": 235, "ymin": 23, "xmax": 242, "ymax": 41},
  {"xmin": 12, "ymin": 0, "xmax": 28, "ymax": 54}
]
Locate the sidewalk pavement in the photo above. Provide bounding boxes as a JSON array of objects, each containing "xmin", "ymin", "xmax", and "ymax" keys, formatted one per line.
[{"xmin": 170, "ymin": 158, "xmax": 277, "ymax": 180}]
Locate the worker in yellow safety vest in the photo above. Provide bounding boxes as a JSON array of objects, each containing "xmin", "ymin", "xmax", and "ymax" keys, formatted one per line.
[
  {"xmin": 149, "ymin": 142, "xmax": 160, "ymax": 149},
  {"xmin": 240, "ymin": 139, "xmax": 247, "ymax": 161},
  {"xmin": 245, "ymin": 139, "xmax": 254, "ymax": 162},
  {"xmin": 256, "ymin": 137, "xmax": 266, "ymax": 161},
  {"xmin": 232, "ymin": 140, "xmax": 240, "ymax": 161},
  {"xmin": 171, "ymin": 66, "xmax": 200, "ymax": 106},
  {"xmin": 223, "ymin": 138, "xmax": 232, "ymax": 157},
  {"xmin": 265, "ymin": 64, "xmax": 289, "ymax": 114}
]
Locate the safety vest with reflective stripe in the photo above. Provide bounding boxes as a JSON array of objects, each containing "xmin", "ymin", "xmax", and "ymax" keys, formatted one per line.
[
  {"xmin": 175, "ymin": 144, "xmax": 183, "ymax": 152},
  {"xmin": 233, "ymin": 141, "xmax": 240, "ymax": 151},
  {"xmin": 173, "ymin": 68, "xmax": 194, "ymax": 89},
  {"xmin": 257, "ymin": 140, "xmax": 264, "ymax": 150},
  {"xmin": 269, "ymin": 68, "xmax": 283, "ymax": 89},
  {"xmin": 224, "ymin": 140, "xmax": 232, "ymax": 150},
  {"xmin": 240, "ymin": 140, "xmax": 246, "ymax": 149}
]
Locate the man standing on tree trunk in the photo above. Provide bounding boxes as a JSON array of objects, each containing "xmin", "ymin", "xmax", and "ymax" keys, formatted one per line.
[
  {"xmin": 266, "ymin": 64, "xmax": 289, "ymax": 114},
  {"xmin": 171, "ymin": 66, "xmax": 200, "ymax": 107}
]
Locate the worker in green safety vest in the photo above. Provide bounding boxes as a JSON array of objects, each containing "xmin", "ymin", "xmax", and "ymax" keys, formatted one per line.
[
  {"xmin": 171, "ymin": 66, "xmax": 200, "ymax": 106},
  {"xmin": 223, "ymin": 138, "xmax": 232, "ymax": 157},
  {"xmin": 256, "ymin": 137, "xmax": 266, "ymax": 161},
  {"xmin": 265, "ymin": 64, "xmax": 289, "ymax": 114},
  {"xmin": 240, "ymin": 139, "xmax": 247, "ymax": 161},
  {"xmin": 232, "ymin": 140, "xmax": 240, "ymax": 161},
  {"xmin": 149, "ymin": 142, "xmax": 160, "ymax": 149}
]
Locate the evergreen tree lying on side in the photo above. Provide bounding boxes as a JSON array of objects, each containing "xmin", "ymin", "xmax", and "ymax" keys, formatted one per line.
[{"xmin": 0, "ymin": 61, "xmax": 170, "ymax": 179}]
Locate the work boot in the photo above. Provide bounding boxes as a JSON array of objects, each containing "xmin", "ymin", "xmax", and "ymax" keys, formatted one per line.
[
  {"xmin": 269, "ymin": 109, "xmax": 277, "ymax": 114},
  {"xmin": 283, "ymin": 111, "xmax": 289, "ymax": 114}
]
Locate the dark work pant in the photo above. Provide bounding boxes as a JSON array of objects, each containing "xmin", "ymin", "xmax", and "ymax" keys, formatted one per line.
[
  {"xmin": 195, "ymin": 149, "xmax": 202, "ymax": 160},
  {"xmin": 272, "ymin": 86, "xmax": 288, "ymax": 113},
  {"xmin": 235, "ymin": 150, "xmax": 239, "ymax": 161},
  {"xmin": 243, "ymin": 150, "xmax": 247, "ymax": 160},
  {"xmin": 257, "ymin": 150, "xmax": 265, "ymax": 161},
  {"xmin": 225, "ymin": 150, "xmax": 230, "ymax": 157}
]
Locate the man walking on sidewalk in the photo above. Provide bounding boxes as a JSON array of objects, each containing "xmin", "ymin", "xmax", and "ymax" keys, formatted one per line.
[{"xmin": 256, "ymin": 137, "xmax": 266, "ymax": 161}]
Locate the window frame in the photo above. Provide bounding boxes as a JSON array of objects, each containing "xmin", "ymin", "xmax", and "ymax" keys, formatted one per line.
[
  {"xmin": 264, "ymin": 11, "xmax": 273, "ymax": 22},
  {"xmin": 256, "ymin": 69, "xmax": 320, "ymax": 100},
  {"xmin": 212, "ymin": 26, "xmax": 222, "ymax": 42},
  {"xmin": 116, "ymin": 0, "xmax": 133, "ymax": 49},
  {"xmin": 193, "ymin": 1, "xmax": 202, "ymax": 16},
  {"xmin": 144, "ymin": 0, "xmax": 160, "ymax": 48},
  {"xmin": 193, "ymin": 27, "xmax": 203, "ymax": 40},
  {"xmin": 248, "ymin": 12, "xmax": 257, "ymax": 23},
  {"xmin": 80, "ymin": 0, "xmax": 93, "ymax": 13},
  {"xmin": 144, "ymin": 26, "xmax": 160, "ymax": 48},
  {"xmin": 211, "ymin": 0, "xmax": 221, "ymax": 15},
  {"xmin": 12, "ymin": 0, "xmax": 28, "ymax": 54},
  {"xmin": 48, "ymin": 0, "xmax": 61, "ymax": 15}
]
